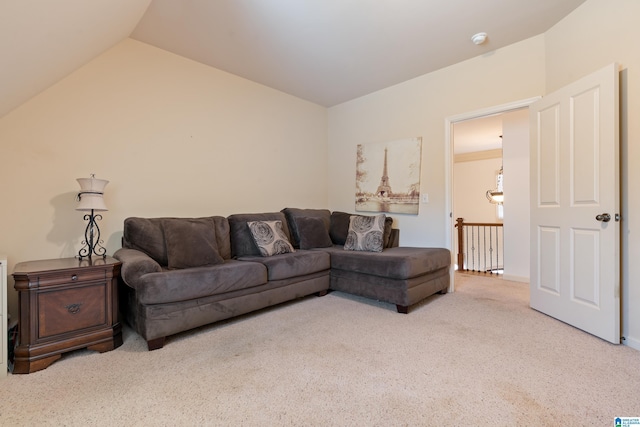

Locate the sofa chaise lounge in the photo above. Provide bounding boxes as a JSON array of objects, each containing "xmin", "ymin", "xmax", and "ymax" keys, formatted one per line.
[{"xmin": 114, "ymin": 208, "xmax": 450, "ymax": 350}]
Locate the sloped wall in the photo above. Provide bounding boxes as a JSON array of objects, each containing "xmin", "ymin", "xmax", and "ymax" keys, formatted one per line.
[{"xmin": 0, "ymin": 39, "xmax": 328, "ymax": 317}]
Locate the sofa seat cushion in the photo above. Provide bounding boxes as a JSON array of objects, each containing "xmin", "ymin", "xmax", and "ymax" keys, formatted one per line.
[
  {"xmin": 238, "ymin": 250, "xmax": 330, "ymax": 281},
  {"xmin": 327, "ymin": 246, "xmax": 450, "ymax": 280},
  {"xmin": 330, "ymin": 267, "xmax": 449, "ymax": 307},
  {"xmin": 135, "ymin": 260, "xmax": 268, "ymax": 305}
]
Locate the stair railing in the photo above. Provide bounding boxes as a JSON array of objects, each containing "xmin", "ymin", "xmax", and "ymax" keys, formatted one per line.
[{"xmin": 455, "ymin": 217, "xmax": 504, "ymax": 274}]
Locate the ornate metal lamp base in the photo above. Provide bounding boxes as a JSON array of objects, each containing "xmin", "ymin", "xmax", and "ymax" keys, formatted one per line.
[{"xmin": 78, "ymin": 209, "xmax": 107, "ymax": 259}]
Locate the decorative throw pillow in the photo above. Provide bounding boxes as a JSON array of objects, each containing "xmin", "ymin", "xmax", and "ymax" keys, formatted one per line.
[
  {"xmin": 162, "ymin": 218, "xmax": 225, "ymax": 269},
  {"xmin": 343, "ymin": 214, "xmax": 386, "ymax": 252},
  {"xmin": 297, "ymin": 217, "xmax": 333, "ymax": 249},
  {"xmin": 247, "ymin": 220, "xmax": 295, "ymax": 256}
]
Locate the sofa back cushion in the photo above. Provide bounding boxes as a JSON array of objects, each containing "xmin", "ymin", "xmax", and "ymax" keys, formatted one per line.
[
  {"xmin": 211, "ymin": 216, "xmax": 232, "ymax": 260},
  {"xmin": 123, "ymin": 217, "xmax": 168, "ymax": 265},
  {"xmin": 228, "ymin": 212, "xmax": 293, "ymax": 258},
  {"xmin": 281, "ymin": 208, "xmax": 331, "ymax": 249},
  {"xmin": 297, "ymin": 217, "xmax": 333, "ymax": 249},
  {"xmin": 162, "ymin": 218, "xmax": 225, "ymax": 269},
  {"xmin": 122, "ymin": 216, "xmax": 231, "ymax": 265},
  {"xmin": 329, "ymin": 211, "xmax": 352, "ymax": 246}
]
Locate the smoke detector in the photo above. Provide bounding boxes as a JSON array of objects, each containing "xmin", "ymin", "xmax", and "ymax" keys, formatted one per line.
[{"xmin": 471, "ymin": 32, "xmax": 488, "ymax": 45}]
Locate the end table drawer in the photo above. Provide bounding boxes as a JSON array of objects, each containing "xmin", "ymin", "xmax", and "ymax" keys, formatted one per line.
[
  {"xmin": 38, "ymin": 283, "xmax": 107, "ymax": 339},
  {"xmin": 36, "ymin": 270, "xmax": 106, "ymax": 287}
]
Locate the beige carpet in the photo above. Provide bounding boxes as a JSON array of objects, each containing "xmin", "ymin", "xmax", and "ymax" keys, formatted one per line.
[{"xmin": 1, "ymin": 273, "xmax": 639, "ymax": 426}]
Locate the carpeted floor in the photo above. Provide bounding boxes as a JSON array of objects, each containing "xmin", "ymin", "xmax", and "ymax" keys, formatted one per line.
[{"xmin": 1, "ymin": 273, "xmax": 638, "ymax": 426}]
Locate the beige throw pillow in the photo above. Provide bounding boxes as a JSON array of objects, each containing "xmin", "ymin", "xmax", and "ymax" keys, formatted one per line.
[
  {"xmin": 343, "ymin": 214, "xmax": 386, "ymax": 252},
  {"xmin": 247, "ymin": 220, "xmax": 295, "ymax": 256}
]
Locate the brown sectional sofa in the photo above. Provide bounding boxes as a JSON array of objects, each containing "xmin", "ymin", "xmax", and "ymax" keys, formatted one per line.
[{"xmin": 114, "ymin": 208, "xmax": 450, "ymax": 350}]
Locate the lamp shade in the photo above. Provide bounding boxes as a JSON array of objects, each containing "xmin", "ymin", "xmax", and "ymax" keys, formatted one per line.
[
  {"xmin": 486, "ymin": 190, "xmax": 504, "ymax": 204},
  {"xmin": 486, "ymin": 166, "xmax": 504, "ymax": 205},
  {"xmin": 76, "ymin": 176, "xmax": 109, "ymax": 211}
]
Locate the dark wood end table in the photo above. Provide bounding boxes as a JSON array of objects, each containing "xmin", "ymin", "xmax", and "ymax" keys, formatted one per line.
[{"xmin": 12, "ymin": 257, "xmax": 122, "ymax": 374}]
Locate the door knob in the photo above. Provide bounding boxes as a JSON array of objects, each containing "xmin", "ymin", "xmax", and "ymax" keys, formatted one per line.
[{"xmin": 596, "ymin": 213, "xmax": 611, "ymax": 222}]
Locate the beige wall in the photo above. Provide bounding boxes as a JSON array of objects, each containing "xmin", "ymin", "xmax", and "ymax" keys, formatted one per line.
[
  {"xmin": 501, "ymin": 108, "xmax": 530, "ymax": 282},
  {"xmin": 0, "ymin": 39, "xmax": 328, "ymax": 317},
  {"xmin": 328, "ymin": 35, "xmax": 545, "ymax": 247},
  {"xmin": 544, "ymin": 0, "xmax": 640, "ymax": 349},
  {"xmin": 453, "ymin": 157, "xmax": 503, "ymax": 225}
]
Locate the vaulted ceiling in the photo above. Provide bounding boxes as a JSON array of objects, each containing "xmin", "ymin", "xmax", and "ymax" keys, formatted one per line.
[
  {"xmin": 1, "ymin": 0, "xmax": 586, "ymax": 120},
  {"xmin": 0, "ymin": 0, "xmax": 152, "ymax": 120}
]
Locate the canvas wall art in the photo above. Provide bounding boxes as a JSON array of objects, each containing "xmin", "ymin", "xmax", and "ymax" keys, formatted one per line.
[{"xmin": 355, "ymin": 137, "xmax": 422, "ymax": 215}]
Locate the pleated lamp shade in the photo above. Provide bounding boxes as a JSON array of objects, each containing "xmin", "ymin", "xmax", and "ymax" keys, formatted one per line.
[{"xmin": 76, "ymin": 176, "xmax": 109, "ymax": 211}]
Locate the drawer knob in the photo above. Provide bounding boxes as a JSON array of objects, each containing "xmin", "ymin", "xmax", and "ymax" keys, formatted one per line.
[
  {"xmin": 71, "ymin": 275, "xmax": 78, "ymax": 281},
  {"xmin": 65, "ymin": 303, "xmax": 83, "ymax": 314}
]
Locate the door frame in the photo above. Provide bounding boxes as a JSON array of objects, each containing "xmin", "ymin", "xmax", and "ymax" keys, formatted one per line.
[{"xmin": 444, "ymin": 97, "xmax": 540, "ymax": 291}]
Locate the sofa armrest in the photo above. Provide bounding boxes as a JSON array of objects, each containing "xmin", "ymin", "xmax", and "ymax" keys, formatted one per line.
[
  {"xmin": 113, "ymin": 247, "xmax": 162, "ymax": 288},
  {"xmin": 387, "ymin": 229, "xmax": 400, "ymax": 248}
]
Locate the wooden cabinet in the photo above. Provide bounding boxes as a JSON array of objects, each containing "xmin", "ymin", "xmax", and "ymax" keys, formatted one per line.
[
  {"xmin": 12, "ymin": 257, "xmax": 122, "ymax": 374},
  {"xmin": 0, "ymin": 256, "xmax": 6, "ymax": 377}
]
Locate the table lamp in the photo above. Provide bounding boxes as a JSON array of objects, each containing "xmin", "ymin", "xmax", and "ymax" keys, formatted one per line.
[{"xmin": 76, "ymin": 174, "xmax": 108, "ymax": 259}]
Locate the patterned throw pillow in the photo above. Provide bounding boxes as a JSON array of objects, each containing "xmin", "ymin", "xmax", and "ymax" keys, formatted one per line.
[
  {"xmin": 343, "ymin": 214, "xmax": 386, "ymax": 252},
  {"xmin": 247, "ymin": 220, "xmax": 295, "ymax": 257}
]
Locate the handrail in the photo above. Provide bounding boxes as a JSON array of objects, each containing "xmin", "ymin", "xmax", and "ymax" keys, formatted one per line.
[
  {"xmin": 455, "ymin": 218, "xmax": 504, "ymax": 274},
  {"xmin": 456, "ymin": 221, "xmax": 502, "ymax": 227}
]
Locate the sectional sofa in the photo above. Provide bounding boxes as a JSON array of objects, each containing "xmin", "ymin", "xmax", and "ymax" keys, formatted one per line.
[{"xmin": 114, "ymin": 208, "xmax": 451, "ymax": 350}]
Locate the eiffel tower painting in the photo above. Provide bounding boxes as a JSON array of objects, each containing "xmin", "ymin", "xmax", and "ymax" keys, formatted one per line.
[
  {"xmin": 355, "ymin": 137, "xmax": 422, "ymax": 214},
  {"xmin": 376, "ymin": 148, "xmax": 392, "ymax": 197}
]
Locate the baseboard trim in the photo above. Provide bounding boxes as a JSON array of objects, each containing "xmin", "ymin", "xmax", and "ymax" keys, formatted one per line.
[
  {"xmin": 623, "ymin": 336, "xmax": 640, "ymax": 351},
  {"xmin": 502, "ymin": 274, "xmax": 529, "ymax": 283}
]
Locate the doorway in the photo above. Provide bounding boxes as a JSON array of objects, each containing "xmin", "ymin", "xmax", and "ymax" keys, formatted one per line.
[
  {"xmin": 445, "ymin": 98, "xmax": 539, "ymax": 291},
  {"xmin": 453, "ymin": 115, "xmax": 505, "ymax": 275}
]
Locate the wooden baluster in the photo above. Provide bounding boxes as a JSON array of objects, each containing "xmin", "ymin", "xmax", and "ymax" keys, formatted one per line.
[{"xmin": 456, "ymin": 218, "xmax": 464, "ymax": 270}]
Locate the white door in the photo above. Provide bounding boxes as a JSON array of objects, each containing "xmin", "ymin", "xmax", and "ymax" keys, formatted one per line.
[{"xmin": 530, "ymin": 63, "xmax": 620, "ymax": 344}]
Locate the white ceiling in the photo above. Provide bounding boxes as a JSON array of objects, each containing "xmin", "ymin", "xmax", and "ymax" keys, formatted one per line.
[
  {"xmin": 0, "ymin": 0, "xmax": 152, "ymax": 120},
  {"xmin": 1, "ymin": 0, "xmax": 586, "ymax": 130},
  {"xmin": 453, "ymin": 114, "xmax": 504, "ymax": 154},
  {"xmin": 130, "ymin": 0, "xmax": 586, "ymax": 107}
]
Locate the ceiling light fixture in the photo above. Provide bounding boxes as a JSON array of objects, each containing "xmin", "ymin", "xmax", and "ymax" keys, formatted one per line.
[
  {"xmin": 471, "ymin": 32, "xmax": 488, "ymax": 45},
  {"xmin": 486, "ymin": 166, "xmax": 504, "ymax": 205}
]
